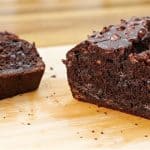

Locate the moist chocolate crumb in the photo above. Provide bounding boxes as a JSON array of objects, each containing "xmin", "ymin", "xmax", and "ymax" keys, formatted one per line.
[
  {"xmin": 51, "ymin": 75, "xmax": 56, "ymax": 78},
  {"xmin": 64, "ymin": 16, "xmax": 150, "ymax": 119},
  {"xmin": 0, "ymin": 32, "xmax": 45, "ymax": 100}
]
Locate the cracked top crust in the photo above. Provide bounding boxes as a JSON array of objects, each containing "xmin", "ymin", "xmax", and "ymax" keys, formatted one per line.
[{"xmin": 88, "ymin": 17, "xmax": 150, "ymax": 50}]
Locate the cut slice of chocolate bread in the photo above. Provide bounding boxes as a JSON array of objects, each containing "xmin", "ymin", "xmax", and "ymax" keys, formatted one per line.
[
  {"xmin": 0, "ymin": 32, "xmax": 45, "ymax": 99},
  {"xmin": 64, "ymin": 17, "xmax": 150, "ymax": 119}
]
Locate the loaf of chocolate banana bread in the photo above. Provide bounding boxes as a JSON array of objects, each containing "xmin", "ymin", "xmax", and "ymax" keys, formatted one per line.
[
  {"xmin": 0, "ymin": 32, "xmax": 45, "ymax": 99},
  {"xmin": 64, "ymin": 17, "xmax": 150, "ymax": 119}
]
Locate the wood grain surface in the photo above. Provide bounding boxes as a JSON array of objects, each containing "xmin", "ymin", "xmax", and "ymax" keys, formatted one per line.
[
  {"xmin": 0, "ymin": 46, "xmax": 149, "ymax": 150},
  {"xmin": 0, "ymin": 0, "xmax": 150, "ymax": 47}
]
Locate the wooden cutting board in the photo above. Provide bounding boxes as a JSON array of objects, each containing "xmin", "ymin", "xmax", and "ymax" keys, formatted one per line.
[{"xmin": 0, "ymin": 45, "xmax": 149, "ymax": 150}]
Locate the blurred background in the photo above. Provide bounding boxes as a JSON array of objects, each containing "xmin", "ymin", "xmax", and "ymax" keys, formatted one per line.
[{"xmin": 0, "ymin": 0, "xmax": 150, "ymax": 47}]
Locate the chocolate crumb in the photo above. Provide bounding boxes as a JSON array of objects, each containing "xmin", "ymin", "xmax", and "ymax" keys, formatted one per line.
[
  {"xmin": 27, "ymin": 123, "xmax": 31, "ymax": 125},
  {"xmin": 96, "ymin": 110, "xmax": 99, "ymax": 112},
  {"xmin": 3, "ymin": 116, "xmax": 6, "ymax": 119},
  {"xmin": 100, "ymin": 131, "xmax": 104, "ymax": 134},
  {"xmin": 134, "ymin": 123, "xmax": 138, "ymax": 126},
  {"xmin": 80, "ymin": 136, "xmax": 83, "ymax": 138},
  {"xmin": 28, "ymin": 113, "xmax": 33, "ymax": 116},
  {"xmin": 94, "ymin": 138, "xmax": 98, "ymax": 140},
  {"xmin": 50, "ymin": 67, "xmax": 53, "ymax": 70},
  {"xmin": 104, "ymin": 112, "xmax": 107, "ymax": 115},
  {"xmin": 120, "ymin": 130, "xmax": 123, "ymax": 133},
  {"xmin": 91, "ymin": 130, "xmax": 95, "ymax": 133},
  {"xmin": 51, "ymin": 75, "xmax": 56, "ymax": 78},
  {"xmin": 144, "ymin": 135, "xmax": 148, "ymax": 138}
]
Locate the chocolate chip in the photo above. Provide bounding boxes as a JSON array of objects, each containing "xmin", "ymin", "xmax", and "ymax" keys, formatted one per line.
[
  {"xmin": 120, "ymin": 25, "xmax": 126, "ymax": 30},
  {"xmin": 138, "ymin": 28, "xmax": 146, "ymax": 38},
  {"xmin": 96, "ymin": 60, "xmax": 101, "ymax": 65}
]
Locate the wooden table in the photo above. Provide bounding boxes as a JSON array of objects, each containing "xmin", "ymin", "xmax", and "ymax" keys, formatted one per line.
[
  {"xmin": 0, "ymin": 0, "xmax": 150, "ymax": 47},
  {"xmin": 0, "ymin": 46, "xmax": 149, "ymax": 150}
]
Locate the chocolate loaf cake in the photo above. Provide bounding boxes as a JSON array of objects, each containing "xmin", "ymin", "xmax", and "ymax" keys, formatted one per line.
[
  {"xmin": 0, "ymin": 32, "xmax": 45, "ymax": 99},
  {"xmin": 64, "ymin": 17, "xmax": 150, "ymax": 119}
]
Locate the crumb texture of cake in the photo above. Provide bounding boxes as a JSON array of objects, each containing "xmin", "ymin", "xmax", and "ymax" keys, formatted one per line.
[
  {"xmin": 64, "ymin": 17, "xmax": 150, "ymax": 119},
  {"xmin": 0, "ymin": 31, "xmax": 45, "ymax": 99}
]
